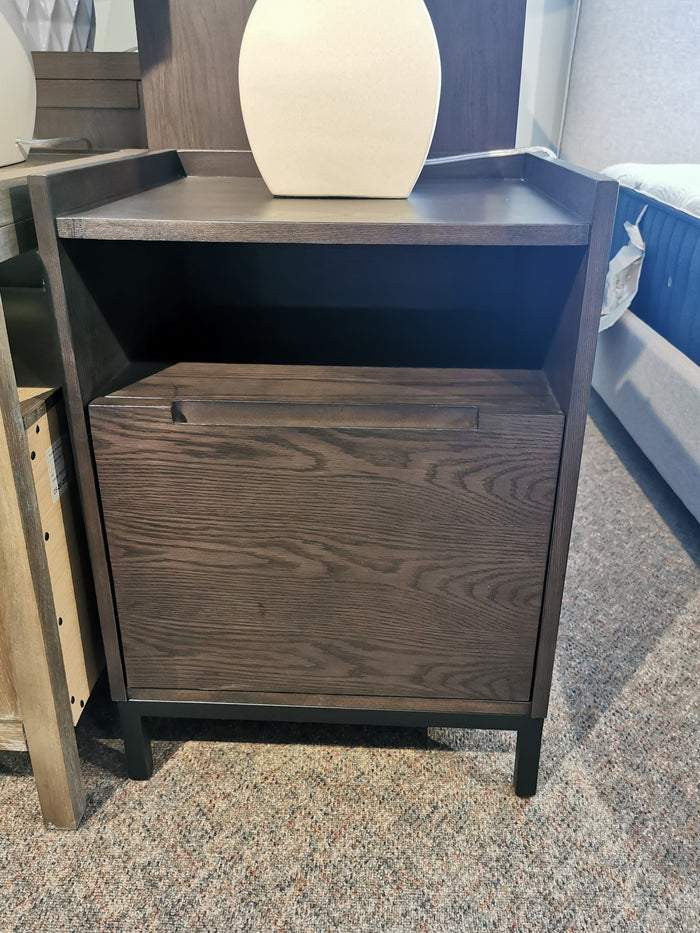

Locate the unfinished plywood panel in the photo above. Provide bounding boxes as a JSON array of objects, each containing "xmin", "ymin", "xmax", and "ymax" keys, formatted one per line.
[{"xmin": 21, "ymin": 388, "xmax": 102, "ymax": 725}]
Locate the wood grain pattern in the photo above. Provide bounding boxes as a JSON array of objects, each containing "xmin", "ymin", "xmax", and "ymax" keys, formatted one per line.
[
  {"xmin": 0, "ymin": 219, "xmax": 36, "ymax": 265},
  {"xmin": 1, "ymin": 151, "xmax": 146, "ymax": 266},
  {"xmin": 26, "ymin": 399, "xmax": 103, "ymax": 725},
  {"xmin": 0, "ymin": 151, "xmax": 145, "ymax": 228},
  {"xmin": 425, "ymin": 0, "xmax": 526, "ymax": 156},
  {"xmin": 134, "ymin": 0, "xmax": 256, "ymax": 150},
  {"xmin": 33, "ymin": 107, "xmax": 147, "ymax": 152},
  {"xmin": 89, "ymin": 366, "xmax": 563, "ymax": 702},
  {"xmin": 28, "ymin": 153, "xmax": 181, "ymax": 705},
  {"xmin": 0, "ymin": 305, "xmax": 84, "ymax": 827},
  {"xmin": 32, "ymin": 52, "xmax": 141, "ymax": 82},
  {"xmin": 29, "ymin": 169, "xmax": 150, "ymax": 702},
  {"xmin": 18, "ymin": 386, "xmax": 58, "ymax": 429},
  {"xmin": 127, "ymin": 687, "xmax": 531, "ymax": 718},
  {"xmin": 105, "ymin": 363, "xmax": 561, "ymax": 415},
  {"xmin": 56, "ymin": 174, "xmax": 589, "ymax": 246},
  {"xmin": 36, "ymin": 80, "xmax": 140, "ymax": 111},
  {"xmin": 29, "ymin": 143, "xmax": 616, "ymax": 783},
  {"xmin": 32, "ymin": 52, "xmax": 145, "ymax": 150},
  {"xmin": 172, "ymin": 399, "xmax": 480, "ymax": 431},
  {"xmin": 0, "ymin": 620, "xmax": 19, "ymax": 720},
  {"xmin": 0, "ymin": 719, "xmax": 26, "ymax": 752}
]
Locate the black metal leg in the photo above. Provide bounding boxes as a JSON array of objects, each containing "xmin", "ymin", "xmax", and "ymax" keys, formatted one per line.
[
  {"xmin": 513, "ymin": 717, "xmax": 544, "ymax": 798},
  {"xmin": 118, "ymin": 702, "xmax": 153, "ymax": 780}
]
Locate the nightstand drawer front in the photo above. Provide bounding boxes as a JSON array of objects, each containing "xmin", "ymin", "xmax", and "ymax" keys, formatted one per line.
[{"xmin": 89, "ymin": 371, "xmax": 563, "ymax": 703}]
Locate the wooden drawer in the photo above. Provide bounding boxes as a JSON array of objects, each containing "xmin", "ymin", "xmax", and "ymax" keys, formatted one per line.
[{"xmin": 89, "ymin": 364, "xmax": 563, "ymax": 703}]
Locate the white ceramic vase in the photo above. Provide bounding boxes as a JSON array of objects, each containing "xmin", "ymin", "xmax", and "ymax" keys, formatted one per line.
[
  {"xmin": 0, "ymin": 0, "xmax": 36, "ymax": 167},
  {"xmin": 239, "ymin": 0, "xmax": 441, "ymax": 198}
]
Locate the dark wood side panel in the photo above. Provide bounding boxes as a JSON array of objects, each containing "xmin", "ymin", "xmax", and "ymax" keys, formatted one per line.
[
  {"xmin": 532, "ymin": 177, "xmax": 618, "ymax": 717},
  {"xmin": 89, "ymin": 396, "xmax": 563, "ymax": 702},
  {"xmin": 134, "ymin": 0, "xmax": 524, "ymax": 155},
  {"xmin": 525, "ymin": 154, "xmax": 615, "ymax": 225},
  {"xmin": 26, "ymin": 159, "xmax": 183, "ymax": 701},
  {"xmin": 29, "ymin": 151, "xmax": 183, "ymax": 220}
]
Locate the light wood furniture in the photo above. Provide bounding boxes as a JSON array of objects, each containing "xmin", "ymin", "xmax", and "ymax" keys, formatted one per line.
[
  {"xmin": 20, "ymin": 387, "xmax": 102, "ymax": 719},
  {"xmin": 0, "ymin": 152, "xmax": 137, "ymax": 828},
  {"xmin": 30, "ymin": 149, "xmax": 617, "ymax": 796},
  {"xmin": 0, "ymin": 319, "xmax": 85, "ymax": 828}
]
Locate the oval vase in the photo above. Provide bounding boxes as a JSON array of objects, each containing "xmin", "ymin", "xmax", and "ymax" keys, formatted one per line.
[
  {"xmin": 0, "ymin": 0, "xmax": 36, "ymax": 167},
  {"xmin": 239, "ymin": 0, "xmax": 441, "ymax": 199}
]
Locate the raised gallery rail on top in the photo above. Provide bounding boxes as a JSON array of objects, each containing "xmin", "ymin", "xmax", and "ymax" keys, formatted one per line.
[{"xmin": 50, "ymin": 150, "xmax": 592, "ymax": 247}]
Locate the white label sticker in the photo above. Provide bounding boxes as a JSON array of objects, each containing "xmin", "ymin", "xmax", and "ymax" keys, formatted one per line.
[{"xmin": 45, "ymin": 438, "xmax": 69, "ymax": 503}]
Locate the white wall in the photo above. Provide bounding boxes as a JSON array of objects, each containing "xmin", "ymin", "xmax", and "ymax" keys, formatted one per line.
[
  {"xmin": 93, "ymin": 0, "xmax": 137, "ymax": 52},
  {"xmin": 517, "ymin": 0, "xmax": 579, "ymax": 152},
  {"xmin": 561, "ymin": 0, "xmax": 700, "ymax": 170}
]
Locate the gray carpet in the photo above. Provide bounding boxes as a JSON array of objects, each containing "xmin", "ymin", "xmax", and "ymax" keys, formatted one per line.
[{"xmin": 1, "ymin": 392, "xmax": 699, "ymax": 932}]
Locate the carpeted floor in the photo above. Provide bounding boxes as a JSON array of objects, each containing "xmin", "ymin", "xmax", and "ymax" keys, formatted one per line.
[{"xmin": 1, "ymin": 392, "xmax": 698, "ymax": 932}]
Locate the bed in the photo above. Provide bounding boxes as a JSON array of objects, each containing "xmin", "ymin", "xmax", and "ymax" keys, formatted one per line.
[{"xmin": 592, "ymin": 163, "xmax": 700, "ymax": 523}]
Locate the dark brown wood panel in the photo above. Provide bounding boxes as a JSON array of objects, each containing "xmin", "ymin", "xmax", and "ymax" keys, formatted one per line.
[
  {"xmin": 127, "ymin": 686, "xmax": 531, "ymax": 717},
  {"xmin": 32, "ymin": 52, "xmax": 146, "ymax": 150},
  {"xmin": 33, "ymin": 108, "xmax": 147, "ymax": 153},
  {"xmin": 104, "ymin": 363, "xmax": 561, "ymax": 415},
  {"xmin": 177, "ymin": 150, "xmax": 260, "ymax": 178},
  {"xmin": 56, "ymin": 173, "xmax": 589, "ymax": 246},
  {"xmin": 425, "ymin": 0, "xmax": 526, "ymax": 156},
  {"xmin": 525, "ymin": 153, "xmax": 612, "ymax": 219},
  {"xmin": 29, "ymin": 141, "xmax": 615, "ymax": 789},
  {"xmin": 36, "ymin": 80, "xmax": 140, "ymax": 111},
  {"xmin": 32, "ymin": 52, "xmax": 141, "ymax": 82},
  {"xmin": 28, "ymin": 165, "xmax": 176, "ymax": 702},
  {"xmin": 89, "ymin": 377, "xmax": 563, "ymax": 701}
]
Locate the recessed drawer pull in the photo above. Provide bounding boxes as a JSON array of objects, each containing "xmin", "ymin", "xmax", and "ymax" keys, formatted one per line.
[{"xmin": 171, "ymin": 399, "xmax": 479, "ymax": 431}]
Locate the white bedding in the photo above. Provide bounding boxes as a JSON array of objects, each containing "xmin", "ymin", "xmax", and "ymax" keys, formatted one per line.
[{"xmin": 603, "ymin": 163, "xmax": 700, "ymax": 219}]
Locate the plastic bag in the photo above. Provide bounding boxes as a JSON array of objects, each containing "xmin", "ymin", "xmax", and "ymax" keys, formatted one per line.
[{"xmin": 599, "ymin": 205, "xmax": 647, "ymax": 332}]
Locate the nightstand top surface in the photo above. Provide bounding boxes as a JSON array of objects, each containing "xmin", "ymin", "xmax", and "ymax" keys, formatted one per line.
[{"xmin": 56, "ymin": 173, "xmax": 590, "ymax": 246}]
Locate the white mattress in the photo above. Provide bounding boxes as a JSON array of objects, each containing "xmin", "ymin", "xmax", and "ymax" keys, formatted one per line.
[{"xmin": 604, "ymin": 163, "xmax": 700, "ymax": 218}]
